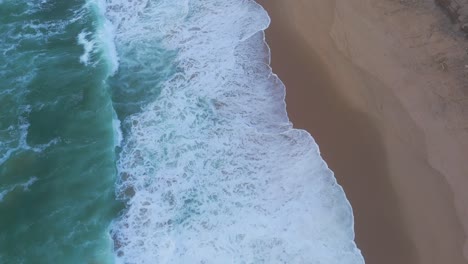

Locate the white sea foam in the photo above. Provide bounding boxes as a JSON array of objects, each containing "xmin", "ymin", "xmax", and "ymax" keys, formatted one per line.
[
  {"xmin": 112, "ymin": 108, "xmax": 123, "ymax": 147},
  {"xmin": 20, "ymin": 176, "xmax": 38, "ymax": 191},
  {"xmin": 78, "ymin": 31, "xmax": 95, "ymax": 66},
  {"xmin": 107, "ymin": 0, "xmax": 364, "ymax": 263},
  {"xmin": 100, "ymin": 18, "xmax": 119, "ymax": 76},
  {"xmin": 0, "ymin": 106, "xmax": 31, "ymax": 165},
  {"xmin": 0, "ymin": 176, "xmax": 38, "ymax": 202},
  {"xmin": 0, "ymin": 104, "xmax": 59, "ymax": 165},
  {"xmin": 85, "ymin": 0, "xmax": 119, "ymax": 75},
  {"xmin": 0, "ymin": 190, "xmax": 8, "ymax": 202},
  {"xmin": 80, "ymin": 0, "xmax": 121, "ymax": 152},
  {"xmin": 0, "ymin": 1, "xmax": 79, "ymax": 168}
]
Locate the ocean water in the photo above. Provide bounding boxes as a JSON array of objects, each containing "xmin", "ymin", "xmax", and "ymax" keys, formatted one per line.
[
  {"xmin": 0, "ymin": 1, "xmax": 121, "ymax": 263},
  {"xmin": 0, "ymin": 0, "xmax": 364, "ymax": 263}
]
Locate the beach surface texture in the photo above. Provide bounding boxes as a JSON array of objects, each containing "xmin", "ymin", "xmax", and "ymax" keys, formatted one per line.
[{"xmin": 257, "ymin": 0, "xmax": 468, "ymax": 263}]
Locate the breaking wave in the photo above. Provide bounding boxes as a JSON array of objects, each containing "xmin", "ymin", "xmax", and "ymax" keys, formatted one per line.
[{"xmin": 105, "ymin": 0, "xmax": 364, "ymax": 263}]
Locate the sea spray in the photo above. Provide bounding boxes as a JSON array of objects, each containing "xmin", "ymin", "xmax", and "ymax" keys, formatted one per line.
[{"xmin": 107, "ymin": 0, "xmax": 364, "ymax": 263}]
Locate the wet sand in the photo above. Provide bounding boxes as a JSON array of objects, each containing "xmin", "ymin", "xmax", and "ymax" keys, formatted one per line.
[{"xmin": 257, "ymin": 0, "xmax": 468, "ymax": 263}]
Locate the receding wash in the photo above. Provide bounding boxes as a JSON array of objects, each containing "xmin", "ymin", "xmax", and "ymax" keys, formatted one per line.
[{"xmin": 0, "ymin": 0, "xmax": 364, "ymax": 263}]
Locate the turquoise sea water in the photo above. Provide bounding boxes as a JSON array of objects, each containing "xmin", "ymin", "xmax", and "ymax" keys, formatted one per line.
[
  {"xmin": 0, "ymin": 1, "xmax": 120, "ymax": 263},
  {"xmin": 0, "ymin": 0, "xmax": 364, "ymax": 263}
]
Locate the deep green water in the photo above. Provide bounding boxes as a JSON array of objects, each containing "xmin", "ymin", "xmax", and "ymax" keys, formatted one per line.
[{"xmin": 0, "ymin": 1, "xmax": 121, "ymax": 263}]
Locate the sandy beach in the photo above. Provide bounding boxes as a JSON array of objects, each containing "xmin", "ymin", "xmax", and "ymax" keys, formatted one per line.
[{"xmin": 257, "ymin": 0, "xmax": 468, "ymax": 263}]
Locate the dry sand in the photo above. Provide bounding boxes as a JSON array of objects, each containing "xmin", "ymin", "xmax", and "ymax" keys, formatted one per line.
[{"xmin": 256, "ymin": 0, "xmax": 468, "ymax": 263}]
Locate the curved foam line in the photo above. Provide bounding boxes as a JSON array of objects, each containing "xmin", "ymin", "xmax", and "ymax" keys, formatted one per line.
[
  {"xmin": 254, "ymin": 0, "xmax": 359, "ymax": 241},
  {"xmin": 106, "ymin": 0, "xmax": 365, "ymax": 262}
]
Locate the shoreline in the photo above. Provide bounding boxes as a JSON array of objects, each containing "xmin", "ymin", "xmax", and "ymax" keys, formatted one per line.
[{"xmin": 258, "ymin": 0, "xmax": 468, "ymax": 263}]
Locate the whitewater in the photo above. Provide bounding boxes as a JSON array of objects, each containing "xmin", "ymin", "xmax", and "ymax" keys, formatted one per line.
[
  {"xmin": 0, "ymin": 0, "xmax": 363, "ymax": 262},
  {"xmin": 105, "ymin": 0, "xmax": 364, "ymax": 263}
]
